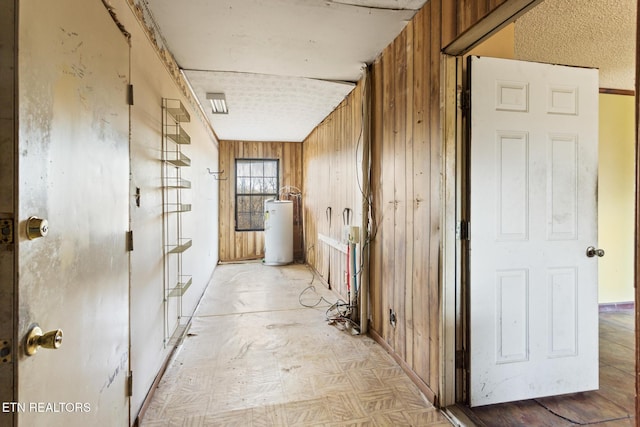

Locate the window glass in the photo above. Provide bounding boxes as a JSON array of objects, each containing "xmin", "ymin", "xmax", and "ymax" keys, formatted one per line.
[{"xmin": 235, "ymin": 159, "xmax": 279, "ymax": 231}]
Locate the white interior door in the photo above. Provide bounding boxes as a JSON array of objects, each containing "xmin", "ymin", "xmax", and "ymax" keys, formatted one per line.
[
  {"xmin": 469, "ymin": 56, "xmax": 600, "ymax": 407},
  {"xmin": 18, "ymin": 1, "xmax": 130, "ymax": 425}
]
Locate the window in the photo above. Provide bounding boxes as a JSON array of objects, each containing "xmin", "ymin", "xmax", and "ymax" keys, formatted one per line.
[{"xmin": 235, "ymin": 159, "xmax": 279, "ymax": 231}]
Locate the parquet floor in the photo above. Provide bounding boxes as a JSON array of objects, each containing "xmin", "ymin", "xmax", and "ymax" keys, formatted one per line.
[
  {"xmin": 462, "ymin": 309, "xmax": 635, "ymax": 426},
  {"xmin": 140, "ymin": 262, "xmax": 452, "ymax": 427}
]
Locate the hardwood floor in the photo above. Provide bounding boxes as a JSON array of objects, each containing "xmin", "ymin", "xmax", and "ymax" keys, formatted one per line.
[{"xmin": 461, "ymin": 309, "xmax": 635, "ymax": 426}]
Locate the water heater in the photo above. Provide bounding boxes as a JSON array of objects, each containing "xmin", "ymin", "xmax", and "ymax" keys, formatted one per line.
[{"xmin": 264, "ymin": 199, "xmax": 293, "ymax": 266}]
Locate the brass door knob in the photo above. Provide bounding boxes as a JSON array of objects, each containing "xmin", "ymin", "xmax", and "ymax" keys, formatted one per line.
[
  {"xmin": 25, "ymin": 325, "xmax": 63, "ymax": 356},
  {"xmin": 26, "ymin": 217, "xmax": 49, "ymax": 240}
]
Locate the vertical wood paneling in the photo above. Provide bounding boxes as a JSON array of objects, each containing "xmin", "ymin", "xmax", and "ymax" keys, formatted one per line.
[
  {"xmin": 368, "ymin": 0, "xmax": 446, "ymax": 401},
  {"xmin": 218, "ymin": 140, "xmax": 302, "ymax": 262},
  {"xmin": 381, "ymin": 44, "xmax": 396, "ymax": 345},
  {"xmin": 404, "ymin": 19, "xmax": 415, "ymax": 371},
  {"xmin": 302, "ymin": 83, "xmax": 363, "ymax": 301},
  {"xmin": 370, "ymin": 60, "xmax": 384, "ymax": 334},
  {"xmin": 428, "ymin": 0, "xmax": 443, "ymax": 389},
  {"xmin": 412, "ymin": 5, "xmax": 429, "ymax": 382},
  {"xmin": 441, "ymin": 0, "xmax": 458, "ymax": 48},
  {"xmin": 458, "ymin": 0, "xmax": 503, "ymax": 40},
  {"xmin": 393, "ymin": 27, "xmax": 408, "ymax": 360},
  {"xmin": 300, "ymin": 0, "xmax": 532, "ymax": 404},
  {"xmin": 218, "ymin": 142, "xmax": 230, "ymax": 261}
]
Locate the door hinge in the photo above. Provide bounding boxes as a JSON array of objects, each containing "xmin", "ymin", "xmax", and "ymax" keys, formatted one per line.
[
  {"xmin": 455, "ymin": 349, "xmax": 466, "ymax": 369},
  {"xmin": 126, "ymin": 371, "xmax": 133, "ymax": 397},
  {"xmin": 126, "ymin": 230, "xmax": 134, "ymax": 252},
  {"xmin": 127, "ymin": 84, "xmax": 134, "ymax": 106},
  {"xmin": 457, "ymin": 220, "xmax": 469, "ymax": 240}
]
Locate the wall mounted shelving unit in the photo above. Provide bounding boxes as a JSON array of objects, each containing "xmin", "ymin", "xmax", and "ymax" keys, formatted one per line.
[{"xmin": 162, "ymin": 98, "xmax": 192, "ymax": 341}]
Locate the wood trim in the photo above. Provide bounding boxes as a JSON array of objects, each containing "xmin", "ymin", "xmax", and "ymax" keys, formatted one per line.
[
  {"xmin": 600, "ymin": 88, "xmax": 635, "ymax": 96},
  {"xmin": 635, "ymin": 0, "xmax": 640, "ymax": 421},
  {"xmin": 440, "ymin": 54, "xmax": 459, "ymax": 407},
  {"xmin": 369, "ymin": 328, "xmax": 438, "ymax": 405},
  {"xmin": 4, "ymin": 2, "xmax": 17, "ymax": 425},
  {"xmin": 443, "ymin": 0, "xmax": 541, "ymax": 55}
]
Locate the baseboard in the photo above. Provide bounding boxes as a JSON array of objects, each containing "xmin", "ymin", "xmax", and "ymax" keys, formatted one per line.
[{"xmin": 599, "ymin": 301, "xmax": 635, "ymax": 312}]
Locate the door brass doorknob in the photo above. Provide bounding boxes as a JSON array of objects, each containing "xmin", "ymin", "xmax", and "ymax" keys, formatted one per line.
[
  {"xmin": 586, "ymin": 246, "xmax": 605, "ymax": 258},
  {"xmin": 25, "ymin": 325, "xmax": 63, "ymax": 356},
  {"xmin": 26, "ymin": 216, "xmax": 49, "ymax": 240}
]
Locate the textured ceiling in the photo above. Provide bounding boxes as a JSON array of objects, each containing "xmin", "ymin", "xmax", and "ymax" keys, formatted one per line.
[
  {"xmin": 184, "ymin": 71, "xmax": 355, "ymax": 142},
  {"xmin": 514, "ymin": 0, "xmax": 636, "ymax": 90},
  {"xmin": 144, "ymin": 0, "xmax": 635, "ymax": 141},
  {"xmin": 143, "ymin": 0, "xmax": 426, "ymax": 141}
]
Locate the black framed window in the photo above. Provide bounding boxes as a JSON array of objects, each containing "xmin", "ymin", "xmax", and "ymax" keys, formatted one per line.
[{"xmin": 235, "ymin": 159, "xmax": 279, "ymax": 231}]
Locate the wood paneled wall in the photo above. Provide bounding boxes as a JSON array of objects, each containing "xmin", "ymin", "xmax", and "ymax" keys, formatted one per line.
[
  {"xmin": 219, "ymin": 140, "xmax": 303, "ymax": 262},
  {"xmin": 302, "ymin": 83, "xmax": 363, "ymax": 300},
  {"xmin": 369, "ymin": 2, "xmax": 443, "ymax": 401},
  {"xmin": 451, "ymin": 0, "xmax": 508, "ymax": 38},
  {"xmin": 301, "ymin": 0, "xmax": 541, "ymax": 406}
]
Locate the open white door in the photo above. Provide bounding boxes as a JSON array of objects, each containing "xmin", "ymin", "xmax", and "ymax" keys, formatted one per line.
[
  {"xmin": 469, "ymin": 56, "xmax": 600, "ymax": 407},
  {"xmin": 18, "ymin": 1, "xmax": 130, "ymax": 425}
]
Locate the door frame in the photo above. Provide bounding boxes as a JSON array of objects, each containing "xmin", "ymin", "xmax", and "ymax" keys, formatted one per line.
[
  {"xmin": 439, "ymin": 0, "xmax": 639, "ymax": 416},
  {"xmin": 0, "ymin": 1, "xmax": 18, "ymax": 426}
]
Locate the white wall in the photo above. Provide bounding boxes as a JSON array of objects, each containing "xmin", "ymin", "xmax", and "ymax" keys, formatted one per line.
[
  {"xmin": 16, "ymin": 0, "xmax": 220, "ymax": 424},
  {"xmin": 111, "ymin": 0, "xmax": 220, "ymax": 419},
  {"xmin": 598, "ymin": 94, "xmax": 635, "ymax": 303}
]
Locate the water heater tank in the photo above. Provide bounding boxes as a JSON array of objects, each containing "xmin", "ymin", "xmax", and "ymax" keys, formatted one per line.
[{"xmin": 264, "ymin": 199, "xmax": 293, "ymax": 266}]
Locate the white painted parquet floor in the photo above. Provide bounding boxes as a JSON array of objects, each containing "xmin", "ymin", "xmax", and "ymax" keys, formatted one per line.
[{"xmin": 140, "ymin": 262, "xmax": 452, "ymax": 426}]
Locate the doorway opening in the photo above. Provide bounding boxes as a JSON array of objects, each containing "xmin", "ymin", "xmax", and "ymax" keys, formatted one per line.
[{"xmin": 442, "ymin": 1, "xmax": 637, "ymax": 424}]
